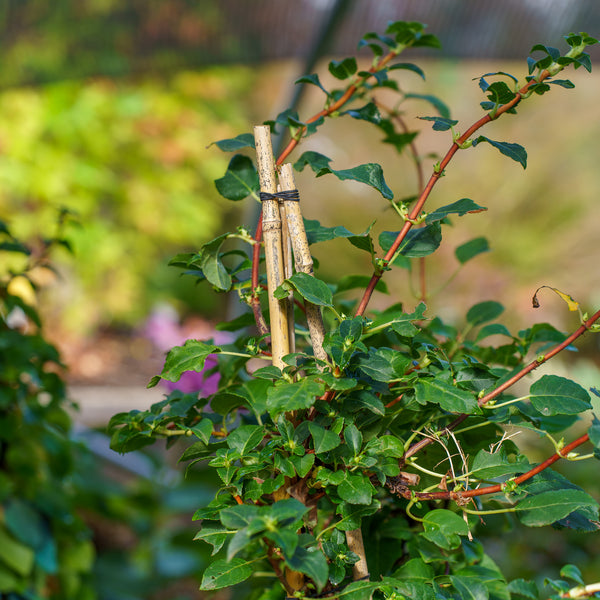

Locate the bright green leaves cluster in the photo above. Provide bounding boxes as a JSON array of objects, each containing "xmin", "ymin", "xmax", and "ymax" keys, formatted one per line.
[{"xmin": 109, "ymin": 20, "xmax": 600, "ymax": 600}]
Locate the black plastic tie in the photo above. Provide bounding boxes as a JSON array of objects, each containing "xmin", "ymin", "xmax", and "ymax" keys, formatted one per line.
[{"xmin": 259, "ymin": 189, "xmax": 300, "ymax": 202}]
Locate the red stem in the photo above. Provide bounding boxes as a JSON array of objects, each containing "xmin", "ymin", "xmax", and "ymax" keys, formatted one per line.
[
  {"xmin": 408, "ymin": 433, "xmax": 590, "ymax": 501},
  {"xmin": 404, "ymin": 308, "xmax": 600, "ymax": 460},
  {"xmin": 354, "ymin": 69, "xmax": 554, "ymax": 318}
]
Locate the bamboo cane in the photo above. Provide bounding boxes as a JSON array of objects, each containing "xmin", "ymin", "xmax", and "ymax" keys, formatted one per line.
[
  {"xmin": 254, "ymin": 126, "xmax": 290, "ymax": 369},
  {"xmin": 278, "ymin": 163, "xmax": 327, "ymax": 362},
  {"xmin": 278, "ymin": 186, "xmax": 296, "ymax": 353}
]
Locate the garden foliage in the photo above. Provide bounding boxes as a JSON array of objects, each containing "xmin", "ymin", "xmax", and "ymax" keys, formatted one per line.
[{"xmin": 109, "ymin": 23, "xmax": 600, "ymax": 599}]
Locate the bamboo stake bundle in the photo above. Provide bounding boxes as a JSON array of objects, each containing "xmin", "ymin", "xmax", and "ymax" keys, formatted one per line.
[
  {"xmin": 278, "ymin": 164, "xmax": 327, "ymax": 362},
  {"xmin": 254, "ymin": 125, "xmax": 290, "ymax": 369}
]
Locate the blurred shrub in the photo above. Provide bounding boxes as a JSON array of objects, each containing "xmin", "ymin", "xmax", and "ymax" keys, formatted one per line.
[{"xmin": 0, "ymin": 67, "xmax": 252, "ymax": 334}]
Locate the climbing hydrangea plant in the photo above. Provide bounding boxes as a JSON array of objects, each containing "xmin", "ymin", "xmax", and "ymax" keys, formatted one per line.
[{"xmin": 109, "ymin": 22, "xmax": 600, "ymax": 600}]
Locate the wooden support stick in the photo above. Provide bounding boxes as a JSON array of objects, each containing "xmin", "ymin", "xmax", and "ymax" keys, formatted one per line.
[
  {"xmin": 254, "ymin": 126, "xmax": 290, "ymax": 369},
  {"xmin": 278, "ymin": 188, "xmax": 296, "ymax": 353},
  {"xmin": 278, "ymin": 164, "xmax": 327, "ymax": 363}
]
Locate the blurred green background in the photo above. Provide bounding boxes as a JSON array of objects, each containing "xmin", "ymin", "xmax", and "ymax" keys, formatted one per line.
[{"xmin": 1, "ymin": 1, "xmax": 600, "ymax": 596}]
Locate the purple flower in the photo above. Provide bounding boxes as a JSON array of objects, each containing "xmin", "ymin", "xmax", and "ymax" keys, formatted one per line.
[{"xmin": 144, "ymin": 305, "xmax": 231, "ymax": 396}]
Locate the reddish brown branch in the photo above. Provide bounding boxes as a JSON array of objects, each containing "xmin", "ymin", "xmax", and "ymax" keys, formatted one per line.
[
  {"xmin": 404, "ymin": 433, "xmax": 590, "ymax": 501},
  {"xmin": 404, "ymin": 308, "xmax": 600, "ymax": 460},
  {"xmin": 355, "ymin": 69, "xmax": 555, "ymax": 318}
]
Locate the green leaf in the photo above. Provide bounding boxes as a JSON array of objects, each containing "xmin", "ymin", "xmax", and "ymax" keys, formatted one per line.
[
  {"xmin": 295, "ymin": 74, "xmax": 330, "ymax": 96},
  {"xmin": 226, "ymin": 425, "xmax": 265, "ymax": 456},
  {"xmin": 405, "ymin": 92, "xmax": 451, "ymax": 118},
  {"xmin": 291, "ymin": 453, "xmax": 315, "ymax": 478},
  {"xmin": 274, "ymin": 272, "xmax": 333, "ymax": 307},
  {"xmin": 455, "ymin": 237, "xmax": 489, "ymax": 264},
  {"xmin": 421, "ymin": 509, "xmax": 469, "ymax": 550},
  {"xmin": 211, "ymin": 133, "xmax": 255, "ymax": 152},
  {"xmin": 0, "ymin": 526, "xmax": 35, "ymax": 577},
  {"xmin": 327, "ymin": 163, "xmax": 393, "ymax": 200},
  {"xmin": 475, "ymin": 323, "xmax": 512, "ymax": 342},
  {"xmin": 220, "ymin": 504, "xmax": 261, "ymax": 529},
  {"xmin": 379, "ymin": 223, "xmax": 442, "ymax": 259},
  {"xmin": 344, "ymin": 424, "xmax": 363, "ymax": 455},
  {"xmin": 338, "ymin": 474, "xmax": 374, "ymax": 505},
  {"xmin": 214, "ymin": 154, "xmax": 260, "ymax": 200},
  {"xmin": 425, "ymin": 199, "xmax": 487, "ymax": 224},
  {"xmin": 470, "ymin": 448, "xmax": 530, "ymax": 479},
  {"xmin": 194, "ymin": 522, "xmax": 231, "ymax": 556},
  {"xmin": 473, "ymin": 136, "xmax": 527, "ymax": 169},
  {"xmin": 267, "ymin": 378, "xmax": 326, "ymax": 416},
  {"xmin": 529, "ymin": 375, "xmax": 591, "ymax": 416},
  {"xmin": 415, "ymin": 378, "xmax": 479, "ymax": 414},
  {"xmin": 560, "ymin": 564, "xmax": 584, "ymax": 585},
  {"xmin": 466, "ymin": 301, "xmax": 504, "ymax": 326},
  {"xmin": 197, "ymin": 232, "xmax": 233, "ymax": 290},
  {"xmin": 517, "ymin": 489, "xmax": 599, "ymax": 526},
  {"xmin": 389, "ymin": 62, "xmax": 426, "ymax": 79},
  {"xmin": 507, "ymin": 578, "xmax": 539, "ymax": 599},
  {"xmin": 158, "ymin": 340, "xmax": 218, "ymax": 383},
  {"xmin": 294, "ymin": 151, "xmax": 333, "ymax": 174},
  {"xmin": 286, "ymin": 546, "xmax": 329, "ymax": 592},
  {"xmin": 393, "ymin": 557, "xmax": 435, "ymax": 580},
  {"xmin": 418, "ymin": 116, "xmax": 458, "ymax": 131},
  {"xmin": 309, "ymin": 422, "xmax": 341, "ymax": 454},
  {"xmin": 449, "ymin": 576, "xmax": 489, "ymax": 600},
  {"xmin": 334, "ymin": 580, "xmax": 379, "ymax": 599},
  {"xmin": 342, "ymin": 102, "xmax": 382, "ymax": 124},
  {"xmin": 200, "ymin": 557, "xmax": 256, "ymax": 590},
  {"xmin": 329, "ymin": 57, "xmax": 358, "ymax": 79}
]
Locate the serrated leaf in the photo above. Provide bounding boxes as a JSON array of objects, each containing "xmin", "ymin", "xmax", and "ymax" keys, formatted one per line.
[
  {"xmin": 267, "ymin": 378, "xmax": 326, "ymax": 416},
  {"xmin": 309, "ymin": 422, "xmax": 341, "ymax": 454},
  {"xmin": 425, "ymin": 199, "xmax": 487, "ymax": 224},
  {"xmin": 274, "ymin": 272, "xmax": 333, "ymax": 307},
  {"xmin": 159, "ymin": 340, "xmax": 218, "ymax": 383},
  {"xmin": 507, "ymin": 578, "xmax": 539, "ymax": 599},
  {"xmin": 418, "ymin": 115, "xmax": 458, "ymax": 131},
  {"xmin": 470, "ymin": 448, "xmax": 530, "ymax": 479},
  {"xmin": 344, "ymin": 423, "xmax": 363, "ymax": 455},
  {"xmin": 473, "ymin": 136, "xmax": 527, "ymax": 169},
  {"xmin": 466, "ymin": 301, "xmax": 504, "ymax": 326},
  {"xmin": 449, "ymin": 576, "xmax": 489, "ymax": 600},
  {"xmin": 329, "ymin": 57, "xmax": 357, "ymax": 79},
  {"xmin": 295, "ymin": 73, "xmax": 330, "ymax": 96},
  {"xmin": 560, "ymin": 564, "xmax": 584, "ymax": 585},
  {"xmin": 226, "ymin": 425, "xmax": 265, "ymax": 456},
  {"xmin": 214, "ymin": 154, "xmax": 260, "ymax": 200},
  {"xmin": 193, "ymin": 522, "xmax": 232, "ymax": 555},
  {"xmin": 286, "ymin": 546, "xmax": 329, "ymax": 592},
  {"xmin": 455, "ymin": 237, "xmax": 489, "ymax": 264},
  {"xmin": 338, "ymin": 474, "xmax": 374, "ymax": 505},
  {"xmin": 421, "ymin": 509, "xmax": 469, "ymax": 550},
  {"xmin": 211, "ymin": 133, "xmax": 255, "ymax": 152},
  {"xmin": 342, "ymin": 102, "xmax": 381, "ymax": 124},
  {"xmin": 302, "ymin": 218, "xmax": 364, "ymax": 245},
  {"xmin": 475, "ymin": 323, "xmax": 512, "ymax": 342},
  {"xmin": 198, "ymin": 233, "xmax": 233, "ymax": 290},
  {"xmin": 389, "ymin": 62, "xmax": 426, "ymax": 79},
  {"xmin": 415, "ymin": 378, "xmax": 479, "ymax": 414},
  {"xmin": 517, "ymin": 489, "xmax": 599, "ymax": 526},
  {"xmin": 529, "ymin": 375, "xmax": 591, "ymax": 416},
  {"xmin": 405, "ymin": 93, "xmax": 451, "ymax": 118},
  {"xmin": 326, "ymin": 163, "xmax": 393, "ymax": 200},
  {"xmin": 220, "ymin": 504, "xmax": 261, "ymax": 529},
  {"xmin": 379, "ymin": 223, "xmax": 442, "ymax": 259},
  {"xmin": 200, "ymin": 557, "xmax": 255, "ymax": 590}
]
